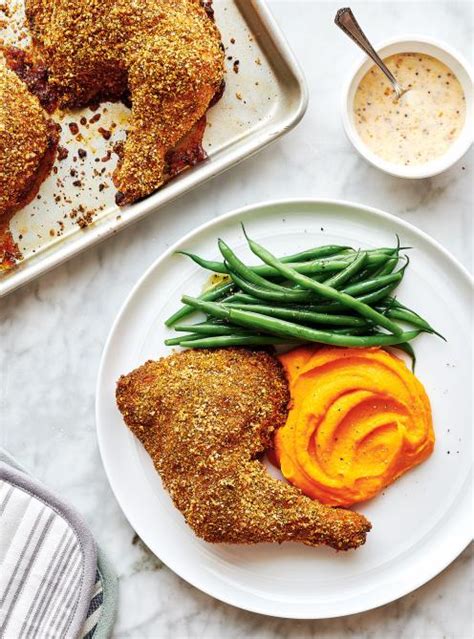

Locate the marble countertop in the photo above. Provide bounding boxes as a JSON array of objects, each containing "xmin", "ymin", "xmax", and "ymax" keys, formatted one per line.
[{"xmin": 1, "ymin": 1, "xmax": 472, "ymax": 637}]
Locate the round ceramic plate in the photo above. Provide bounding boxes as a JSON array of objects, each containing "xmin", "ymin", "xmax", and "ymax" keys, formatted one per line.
[{"xmin": 96, "ymin": 199, "xmax": 472, "ymax": 619}]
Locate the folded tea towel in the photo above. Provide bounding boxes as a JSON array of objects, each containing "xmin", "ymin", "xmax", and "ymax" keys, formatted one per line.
[
  {"xmin": 80, "ymin": 551, "xmax": 117, "ymax": 639},
  {"xmin": 0, "ymin": 449, "xmax": 117, "ymax": 639}
]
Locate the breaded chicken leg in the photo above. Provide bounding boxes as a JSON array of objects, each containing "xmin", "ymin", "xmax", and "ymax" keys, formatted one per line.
[
  {"xmin": 0, "ymin": 56, "xmax": 58, "ymax": 218},
  {"xmin": 25, "ymin": 0, "xmax": 224, "ymax": 204},
  {"xmin": 116, "ymin": 348, "xmax": 371, "ymax": 551}
]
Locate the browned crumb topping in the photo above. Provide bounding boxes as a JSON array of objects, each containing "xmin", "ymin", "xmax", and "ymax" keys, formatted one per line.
[
  {"xmin": 116, "ymin": 348, "xmax": 371, "ymax": 551},
  {"xmin": 57, "ymin": 145, "xmax": 69, "ymax": 161},
  {"xmin": 97, "ymin": 127, "xmax": 111, "ymax": 141},
  {"xmin": 68, "ymin": 122, "xmax": 79, "ymax": 135}
]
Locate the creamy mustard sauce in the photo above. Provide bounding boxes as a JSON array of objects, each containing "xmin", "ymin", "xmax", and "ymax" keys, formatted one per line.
[{"xmin": 354, "ymin": 53, "xmax": 466, "ymax": 165}]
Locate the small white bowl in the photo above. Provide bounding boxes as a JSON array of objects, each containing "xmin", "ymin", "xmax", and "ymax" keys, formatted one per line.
[{"xmin": 342, "ymin": 36, "xmax": 474, "ymax": 178}]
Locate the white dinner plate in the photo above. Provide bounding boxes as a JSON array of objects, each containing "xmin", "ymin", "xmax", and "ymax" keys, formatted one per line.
[{"xmin": 96, "ymin": 199, "xmax": 473, "ymax": 619}]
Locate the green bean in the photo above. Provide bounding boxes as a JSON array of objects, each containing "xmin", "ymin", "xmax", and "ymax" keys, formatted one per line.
[
  {"xmin": 177, "ymin": 250, "xmax": 400, "ymax": 279},
  {"xmin": 372, "ymin": 255, "xmax": 400, "ymax": 277},
  {"xmin": 381, "ymin": 297, "xmax": 407, "ymax": 310},
  {"xmin": 175, "ymin": 248, "xmax": 351, "ymax": 275},
  {"xmin": 333, "ymin": 238, "xmax": 406, "ymax": 284},
  {"xmin": 342, "ymin": 267, "xmax": 406, "ymax": 297},
  {"xmin": 164, "ymin": 281, "xmax": 234, "ymax": 326},
  {"xmin": 170, "ymin": 334, "xmax": 295, "ymax": 348},
  {"xmin": 389, "ymin": 342, "xmax": 417, "ymax": 370},
  {"xmin": 176, "ymin": 252, "xmax": 229, "ymax": 273},
  {"xmin": 311, "ymin": 283, "xmax": 401, "ymax": 312},
  {"xmin": 224, "ymin": 302, "xmax": 368, "ymax": 326},
  {"xmin": 384, "ymin": 307, "xmax": 431, "ymax": 330},
  {"xmin": 166, "ymin": 240, "xmax": 418, "ymax": 333},
  {"xmin": 280, "ymin": 245, "xmax": 350, "ymax": 262},
  {"xmin": 165, "ymin": 333, "xmax": 205, "ymax": 346},
  {"xmin": 215, "ymin": 291, "xmax": 249, "ymax": 305},
  {"xmin": 177, "ymin": 244, "xmax": 351, "ymax": 270},
  {"xmin": 217, "ymin": 239, "xmax": 286, "ymax": 292},
  {"xmin": 288, "ymin": 274, "xmax": 324, "ymax": 289},
  {"xmin": 181, "ymin": 297, "xmax": 420, "ymax": 346},
  {"xmin": 174, "ymin": 322, "xmax": 250, "ymax": 336},
  {"xmin": 368, "ymin": 236, "xmax": 401, "ymax": 279},
  {"xmin": 261, "ymin": 252, "xmax": 393, "ymax": 276},
  {"xmin": 227, "ymin": 269, "xmax": 315, "ymax": 303},
  {"xmin": 382, "ymin": 299, "xmax": 443, "ymax": 338},
  {"xmin": 350, "ymin": 256, "xmax": 398, "ymax": 284},
  {"xmin": 224, "ymin": 282, "xmax": 398, "ymax": 312},
  {"xmin": 348, "ymin": 267, "xmax": 377, "ymax": 284},
  {"xmin": 177, "ymin": 252, "xmax": 349, "ymax": 276},
  {"xmin": 322, "ymin": 251, "xmax": 367, "ymax": 288},
  {"xmin": 221, "ymin": 292, "xmax": 261, "ymax": 305},
  {"xmin": 242, "ymin": 231, "xmax": 404, "ymax": 335},
  {"xmin": 381, "ymin": 297, "xmax": 429, "ymax": 318},
  {"xmin": 378, "ymin": 307, "xmax": 444, "ymax": 339},
  {"xmin": 352, "ymin": 284, "xmax": 399, "ymax": 307},
  {"xmin": 329, "ymin": 326, "xmax": 374, "ymax": 336},
  {"xmin": 175, "ymin": 318, "xmax": 370, "ymax": 338},
  {"xmin": 226, "ymin": 262, "xmax": 405, "ymax": 311}
]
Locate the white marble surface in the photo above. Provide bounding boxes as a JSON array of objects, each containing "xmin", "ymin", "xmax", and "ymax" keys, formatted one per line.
[{"xmin": 1, "ymin": 1, "xmax": 473, "ymax": 637}]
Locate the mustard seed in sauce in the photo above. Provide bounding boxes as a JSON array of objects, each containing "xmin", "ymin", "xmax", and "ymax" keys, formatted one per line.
[{"xmin": 354, "ymin": 53, "xmax": 466, "ymax": 165}]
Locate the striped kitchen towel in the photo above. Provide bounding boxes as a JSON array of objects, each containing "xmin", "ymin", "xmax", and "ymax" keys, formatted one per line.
[
  {"xmin": 80, "ymin": 550, "xmax": 117, "ymax": 639},
  {"xmin": 0, "ymin": 451, "xmax": 117, "ymax": 639}
]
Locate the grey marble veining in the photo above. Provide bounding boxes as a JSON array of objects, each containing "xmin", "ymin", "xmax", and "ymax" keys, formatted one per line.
[{"xmin": 0, "ymin": 1, "xmax": 472, "ymax": 637}]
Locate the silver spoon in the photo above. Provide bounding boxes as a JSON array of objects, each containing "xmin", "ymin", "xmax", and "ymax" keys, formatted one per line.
[{"xmin": 335, "ymin": 7, "xmax": 407, "ymax": 100}]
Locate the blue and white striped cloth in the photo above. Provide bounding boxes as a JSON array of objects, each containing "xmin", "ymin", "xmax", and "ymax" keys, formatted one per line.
[{"xmin": 82, "ymin": 571, "xmax": 104, "ymax": 639}]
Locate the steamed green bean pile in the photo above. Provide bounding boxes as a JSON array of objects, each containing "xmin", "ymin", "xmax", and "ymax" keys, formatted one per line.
[{"xmin": 164, "ymin": 226, "xmax": 441, "ymax": 356}]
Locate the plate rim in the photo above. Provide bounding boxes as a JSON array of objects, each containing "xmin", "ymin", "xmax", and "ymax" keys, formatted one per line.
[{"xmin": 96, "ymin": 197, "xmax": 473, "ymax": 619}]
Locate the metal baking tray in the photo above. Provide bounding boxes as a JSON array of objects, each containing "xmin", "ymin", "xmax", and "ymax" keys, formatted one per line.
[{"xmin": 0, "ymin": 0, "xmax": 307, "ymax": 297}]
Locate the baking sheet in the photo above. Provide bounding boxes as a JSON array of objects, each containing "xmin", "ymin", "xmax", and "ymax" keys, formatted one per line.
[{"xmin": 0, "ymin": 0, "xmax": 307, "ymax": 297}]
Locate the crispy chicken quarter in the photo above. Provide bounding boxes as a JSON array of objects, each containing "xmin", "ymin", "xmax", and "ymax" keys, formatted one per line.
[
  {"xmin": 25, "ymin": 0, "xmax": 225, "ymax": 204},
  {"xmin": 0, "ymin": 57, "xmax": 58, "ymax": 219},
  {"xmin": 116, "ymin": 348, "xmax": 371, "ymax": 551}
]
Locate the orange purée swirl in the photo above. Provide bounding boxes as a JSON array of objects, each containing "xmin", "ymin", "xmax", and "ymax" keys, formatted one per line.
[{"xmin": 274, "ymin": 346, "xmax": 434, "ymax": 506}]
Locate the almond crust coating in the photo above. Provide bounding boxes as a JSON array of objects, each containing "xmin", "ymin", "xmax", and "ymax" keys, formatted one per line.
[
  {"xmin": 0, "ymin": 57, "xmax": 58, "ymax": 218},
  {"xmin": 25, "ymin": 0, "xmax": 225, "ymax": 204},
  {"xmin": 116, "ymin": 348, "xmax": 371, "ymax": 551}
]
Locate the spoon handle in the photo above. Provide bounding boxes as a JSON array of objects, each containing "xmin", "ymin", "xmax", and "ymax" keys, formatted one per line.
[{"xmin": 335, "ymin": 7, "xmax": 404, "ymax": 98}]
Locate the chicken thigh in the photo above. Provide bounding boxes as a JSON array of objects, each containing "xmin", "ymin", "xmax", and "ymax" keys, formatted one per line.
[
  {"xmin": 0, "ymin": 56, "xmax": 58, "ymax": 219},
  {"xmin": 116, "ymin": 348, "xmax": 371, "ymax": 551},
  {"xmin": 25, "ymin": 0, "xmax": 225, "ymax": 204}
]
